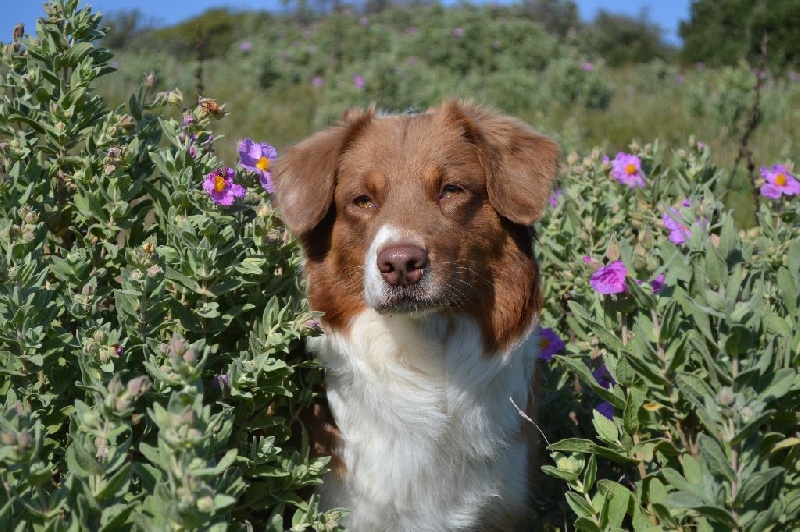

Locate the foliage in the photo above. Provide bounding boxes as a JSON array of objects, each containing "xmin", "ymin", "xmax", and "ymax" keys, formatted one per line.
[
  {"xmin": 0, "ymin": 1, "xmax": 341, "ymax": 529},
  {"xmin": 680, "ymin": 0, "xmax": 800, "ymax": 69},
  {"xmin": 536, "ymin": 141, "xmax": 800, "ymax": 530}
]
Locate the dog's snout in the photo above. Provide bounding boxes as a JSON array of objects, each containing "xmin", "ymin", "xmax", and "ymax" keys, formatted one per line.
[{"xmin": 377, "ymin": 245, "xmax": 428, "ymax": 287}]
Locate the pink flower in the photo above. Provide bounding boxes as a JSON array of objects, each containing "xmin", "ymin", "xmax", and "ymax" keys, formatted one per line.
[
  {"xmin": 610, "ymin": 153, "xmax": 646, "ymax": 188},
  {"xmin": 204, "ymin": 167, "xmax": 245, "ymax": 205},
  {"xmin": 538, "ymin": 327, "xmax": 565, "ymax": 361},
  {"xmin": 582, "ymin": 62, "xmax": 594, "ymax": 72},
  {"xmin": 662, "ymin": 199, "xmax": 693, "ymax": 244},
  {"xmin": 238, "ymin": 139, "xmax": 277, "ymax": 193},
  {"xmin": 312, "ymin": 76, "xmax": 324, "ymax": 88},
  {"xmin": 590, "ymin": 260, "xmax": 628, "ymax": 295},
  {"xmin": 759, "ymin": 164, "xmax": 800, "ymax": 199},
  {"xmin": 353, "ymin": 74, "xmax": 365, "ymax": 89},
  {"xmin": 453, "ymin": 27, "xmax": 465, "ymax": 38}
]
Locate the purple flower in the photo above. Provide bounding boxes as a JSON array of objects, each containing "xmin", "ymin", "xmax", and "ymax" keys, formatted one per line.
[
  {"xmin": 610, "ymin": 153, "xmax": 646, "ymax": 188},
  {"xmin": 203, "ymin": 167, "xmax": 245, "ymax": 205},
  {"xmin": 759, "ymin": 164, "xmax": 800, "ymax": 199},
  {"xmin": 538, "ymin": 327, "xmax": 565, "ymax": 361},
  {"xmin": 590, "ymin": 260, "xmax": 628, "ymax": 295},
  {"xmin": 240, "ymin": 41, "xmax": 252, "ymax": 53},
  {"xmin": 582, "ymin": 62, "xmax": 594, "ymax": 72},
  {"xmin": 211, "ymin": 374, "xmax": 229, "ymax": 391},
  {"xmin": 651, "ymin": 274, "xmax": 665, "ymax": 294},
  {"xmin": 675, "ymin": 74, "xmax": 685, "ymax": 84},
  {"xmin": 663, "ymin": 205, "xmax": 691, "ymax": 244},
  {"xmin": 181, "ymin": 114, "xmax": 194, "ymax": 128},
  {"xmin": 406, "ymin": 26, "xmax": 419, "ymax": 35},
  {"xmin": 353, "ymin": 74, "xmax": 365, "ymax": 90},
  {"xmin": 596, "ymin": 401, "xmax": 614, "ymax": 420},
  {"xmin": 453, "ymin": 27, "xmax": 465, "ymax": 38},
  {"xmin": 312, "ymin": 76, "xmax": 324, "ymax": 88},
  {"xmin": 549, "ymin": 188, "xmax": 563, "ymax": 208},
  {"xmin": 582, "ymin": 256, "xmax": 596, "ymax": 263},
  {"xmin": 238, "ymin": 139, "xmax": 277, "ymax": 193},
  {"xmin": 593, "ymin": 363, "xmax": 615, "ymax": 389}
]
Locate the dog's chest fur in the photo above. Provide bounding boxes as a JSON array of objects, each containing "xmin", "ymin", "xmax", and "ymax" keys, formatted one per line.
[{"xmin": 310, "ymin": 310, "xmax": 538, "ymax": 531}]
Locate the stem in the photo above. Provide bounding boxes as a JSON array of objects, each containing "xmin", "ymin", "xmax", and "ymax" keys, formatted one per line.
[
  {"xmin": 730, "ymin": 353, "xmax": 741, "ymax": 530},
  {"xmin": 733, "ymin": 33, "xmax": 768, "ymax": 220}
]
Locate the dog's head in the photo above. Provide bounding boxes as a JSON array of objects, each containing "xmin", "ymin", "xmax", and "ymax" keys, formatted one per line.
[{"xmin": 273, "ymin": 101, "xmax": 558, "ymax": 351}]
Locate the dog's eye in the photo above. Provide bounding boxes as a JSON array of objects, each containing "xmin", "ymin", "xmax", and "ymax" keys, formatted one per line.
[
  {"xmin": 439, "ymin": 184, "xmax": 464, "ymax": 199},
  {"xmin": 353, "ymin": 195, "xmax": 375, "ymax": 209}
]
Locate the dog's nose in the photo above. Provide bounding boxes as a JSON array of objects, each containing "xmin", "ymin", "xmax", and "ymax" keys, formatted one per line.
[{"xmin": 377, "ymin": 245, "xmax": 428, "ymax": 287}]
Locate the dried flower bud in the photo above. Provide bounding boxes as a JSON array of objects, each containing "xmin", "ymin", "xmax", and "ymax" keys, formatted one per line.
[
  {"xmin": 197, "ymin": 96, "xmax": 224, "ymax": 118},
  {"xmin": 146, "ymin": 265, "xmax": 162, "ymax": 277},
  {"xmin": 93, "ymin": 329, "xmax": 106, "ymax": 343},
  {"xmin": 13, "ymin": 23, "xmax": 24, "ymax": 40},
  {"xmin": 566, "ymin": 152, "xmax": 579, "ymax": 166},
  {"xmin": 145, "ymin": 71, "xmax": 156, "ymax": 88},
  {"xmin": 606, "ymin": 235, "xmax": 621, "ymax": 262},
  {"xmin": 717, "ymin": 387, "xmax": 734, "ymax": 406}
]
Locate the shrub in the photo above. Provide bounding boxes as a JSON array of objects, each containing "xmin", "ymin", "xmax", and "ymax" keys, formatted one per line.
[
  {"xmin": 537, "ymin": 143, "xmax": 800, "ymax": 530},
  {"xmin": 0, "ymin": 1, "xmax": 341, "ymax": 529}
]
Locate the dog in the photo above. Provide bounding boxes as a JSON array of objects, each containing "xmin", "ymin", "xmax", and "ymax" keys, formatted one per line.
[{"xmin": 273, "ymin": 101, "xmax": 558, "ymax": 531}]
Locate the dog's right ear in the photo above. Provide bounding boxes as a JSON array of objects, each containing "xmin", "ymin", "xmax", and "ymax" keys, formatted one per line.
[{"xmin": 272, "ymin": 108, "xmax": 374, "ymax": 235}]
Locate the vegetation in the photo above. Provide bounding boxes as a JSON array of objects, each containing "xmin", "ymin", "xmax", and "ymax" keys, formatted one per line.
[{"xmin": 1, "ymin": 1, "xmax": 798, "ymax": 530}]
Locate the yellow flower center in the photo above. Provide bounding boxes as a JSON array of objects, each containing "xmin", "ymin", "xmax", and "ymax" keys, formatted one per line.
[
  {"xmin": 257, "ymin": 156, "xmax": 270, "ymax": 173},
  {"xmin": 540, "ymin": 337, "xmax": 550, "ymax": 350},
  {"xmin": 775, "ymin": 173, "xmax": 787, "ymax": 186},
  {"xmin": 624, "ymin": 163, "xmax": 637, "ymax": 175},
  {"xmin": 213, "ymin": 172, "xmax": 227, "ymax": 193}
]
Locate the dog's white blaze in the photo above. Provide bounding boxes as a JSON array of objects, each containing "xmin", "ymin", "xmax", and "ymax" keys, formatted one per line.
[{"xmin": 309, "ymin": 310, "xmax": 540, "ymax": 531}]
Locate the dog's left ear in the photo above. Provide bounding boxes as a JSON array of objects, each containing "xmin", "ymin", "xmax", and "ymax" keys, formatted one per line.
[{"xmin": 439, "ymin": 101, "xmax": 560, "ymax": 225}]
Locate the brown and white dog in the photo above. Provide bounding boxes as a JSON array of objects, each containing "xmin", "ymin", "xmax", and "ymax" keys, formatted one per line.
[{"xmin": 273, "ymin": 101, "xmax": 558, "ymax": 531}]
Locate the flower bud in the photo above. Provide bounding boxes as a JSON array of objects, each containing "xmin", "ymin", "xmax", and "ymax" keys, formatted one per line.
[
  {"xmin": 566, "ymin": 152, "xmax": 579, "ymax": 166},
  {"xmin": 717, "ymin": 387, "xmax": 734, "ymax": 406},
  {"xmin": 606, "ymin": 235, "xmax": 621, "ymax": 262},
  {"xmin": 127, "ymin": 375, "xmax": 151, "ymax": 396},
  {"xmin": 145, "ymin": 71, "xmax": 156, "ymax": 88},
  {"xmin": 182, "ymin": 348, "xmax": 196, "ymax": 364}
]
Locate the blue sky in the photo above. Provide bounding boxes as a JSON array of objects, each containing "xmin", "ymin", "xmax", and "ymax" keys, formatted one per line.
[{"xmin": 6, "ymin": 1, "xmax": 690, "ymax": 45}]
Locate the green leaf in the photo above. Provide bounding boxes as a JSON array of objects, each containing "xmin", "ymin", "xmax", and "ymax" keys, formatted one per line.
[
  {"xmin": 584, "ymin": 454, "xmax": 597, "ymax": 492},
  {"xmin": 96, "ymin": 463, "xmax": 132, "ymax": 502},
  {"xmin": 541, "ymin": 464, "xmax": 579, "ymax": 483},
  {"xmin": 777, "ymin": 267, "xmax": 798, "ymax": 314},
  {"xmin": 67, "ymin": 442, "xmax": 104, "ymax": 477},
  {"xmin": 565, "ymin": 492, "xmax": 595, "ymax": 519},
  {"xmin": 758, "ymin": 368, "xmax": 797, "ymax": 403},
  {"xmin": 592, "ymin": 409, "xmax": 619, "ymax": 444},
  {"xmin": 597, "ymin": 480, "xmax": 631, "ymax": 530},
  {"xmin": 547, "ymin": 438, "xmax": 596, "ymax": 453},
  {"xmin": 664, "ymin": 492, "xmax": 737, "ymax": 528},
  {"xmin": 574, "ymin": 516, "xmax": 603, "ymax": 532},
  {"xmin": 735, "ymin": 467, "xmax": 784, "ymax": 507},
  {"xmin": 697, "ymin": 433, "xmax": 735, "ymax": 483}
]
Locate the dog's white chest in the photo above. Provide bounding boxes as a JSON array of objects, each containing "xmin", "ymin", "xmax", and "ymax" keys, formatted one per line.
[{"xmin": 309, "ymin": 310, "xmax": 538, "ymax": 531}]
